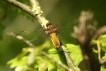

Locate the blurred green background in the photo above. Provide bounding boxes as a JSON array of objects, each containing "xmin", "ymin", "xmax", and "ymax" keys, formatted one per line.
[{"xmin": 0, "ymin": 0, "xmax": 106, "ymax": 71}]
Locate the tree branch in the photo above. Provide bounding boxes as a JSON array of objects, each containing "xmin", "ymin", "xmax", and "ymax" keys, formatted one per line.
[
  {"xmin": 7, "ymin": 32, "xmax": 35, "ymax": 47},
  {"xmin": 93, "ymin": 26, "xmax": 106, "ymax": 39},
  {"xmin": 73, "ymin": 11, "xmax": 101, "ymax": 71},
  {"xmin": 100, "ymin": 58, "xmax": 106, "ymax": 65},
  {"xmin": 6, "ymin": 0, "xmax": 48, "ymax": 28}
]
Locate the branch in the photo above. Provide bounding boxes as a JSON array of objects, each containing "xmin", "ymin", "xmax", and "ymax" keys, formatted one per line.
[
  {"xmin": 6, "ymin": 0, "xmax": 48, "ymax": 28},
  {"xmin": 7, "ymin": 32, "xmax": 35, "ymax": 47},
  {"xmin": 73, "ymin": 11, "xmax": 101, "ymax": 71},
  {"xmin": 6, "ymin": 0, "xmax": 34, "ymax": 18},
  {"xmin": 93, "ymin": 26, "xmax": 106, "ymax": 39},
  {"xmin": 100, "ymin": 58, "xmax": 106, "ymax": 65}
]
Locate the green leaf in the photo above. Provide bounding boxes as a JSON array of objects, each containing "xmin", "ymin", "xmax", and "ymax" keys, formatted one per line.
[
  {"xmin": 7, "ymin": 58, "xmax": 18, "ymax": 68},
  {"xmin": 91, "ymin": 39, "xmax": 97, "ymax": 44},
  {"xmin": 99, "ymin": 34, "xmax": 106, "ymax": 52},
  {"xmin": 48, "ymin": 62, "xmax": 57, "ymax": 71},
  {"xmin": 35, "ymin": 56, "xmax": 48, "ymax": 71},
  {"xmin": 48, "ymin": 48, "xmax": 60, "ymax": 70},
  {"xmin": 66, "ymin": 44, "xmax": 83, "ymax": 65},
  {"xmin": 101, "ymin": 65, "xmax": 106, "ymax": 71},
  {"xmin": 7, "ymin": 56, "xmax": 27, "ymax": 68}
]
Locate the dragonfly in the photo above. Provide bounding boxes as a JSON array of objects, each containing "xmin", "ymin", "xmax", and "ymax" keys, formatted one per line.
[
  {"xmin": 43, "ymin": 22, "xmax": 60, "ymax": 48},
  {"xmin": 17, "ymin": 12, "xmax": 78, "ymax": 48}
]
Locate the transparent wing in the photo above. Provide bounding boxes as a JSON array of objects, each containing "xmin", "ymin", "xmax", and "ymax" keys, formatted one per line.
[
  {"xmin": 56, "ymin": 12, "xmax": 79, "ymax": 44},
  {"xmin": 16, "ymin": 28, "xmax": 47, "ymax": 46}
]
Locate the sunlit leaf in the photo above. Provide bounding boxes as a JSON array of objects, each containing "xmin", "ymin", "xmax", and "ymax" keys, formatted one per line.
[
  {"xmin": 7, "ymin": 56, "xmax": 27, "ymax": 69},
  {"xmin": 34, "ymin": 56, "xmax": 48, "ymax": 71},
  {"xmin": 101, "ymin": 65, "xmax": 106, "ymax": 71},
  {"xmin": 91, "ymin": 39, "xmax": 97, "ymax": 44},
  {"xmin": 48, "ymin": 62, "xmax": 57, "ymax": 71},
  {"xmin": 66, "ymin": 44, "xmax": 83, "ymax": 65},
  {"xmin": 99, "ymin": 34, "xmax": 106, "ymax": 52}
]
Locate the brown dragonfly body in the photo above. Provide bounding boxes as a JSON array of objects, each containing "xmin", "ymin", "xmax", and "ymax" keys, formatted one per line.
[{"xmin": 44, "ymin": 23, "xmax": 60, "ymax": 48}]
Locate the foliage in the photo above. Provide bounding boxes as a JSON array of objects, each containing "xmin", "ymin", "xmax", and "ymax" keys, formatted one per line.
[
  {"xmin": 7, "ymin": 41, "xmax": 83, "ymax": 71},
  {"xmin": 7, "ymin": 33, "xmax": 106, "ymax": 71},
  {"xmin": 91, "ymin": 34, "xmax": 106, "ymax": 71},
  {"xmin": 0, "ymin": 0, "xmax": 106, "ymax": 71}
]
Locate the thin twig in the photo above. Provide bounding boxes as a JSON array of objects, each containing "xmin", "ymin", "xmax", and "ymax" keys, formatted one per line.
[
  {"xmin": 30, "ymin": 0, "xmax": 38, "ymax": 8},
  {"xmin": 6, "ymin": 0, "xmax": 48, "ymax": 28},
  {"xmin": 7, "ymin": 32, "xmax": 35, "ymax": 47},
  {"xmin": 100, "ymin": 58, "xmax": 106, "ymax": 65},
  {"xmin": 6, "ymin": 0, "xmax": 34, "ymax": 18},
  {"xmin": 93, "ymin": 26, "xmax": 106, "ymax": 39}
]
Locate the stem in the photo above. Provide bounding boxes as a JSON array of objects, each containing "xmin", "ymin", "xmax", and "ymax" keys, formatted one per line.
[{"xmin": 6, "ymin": 0, "xmax": 48, "ymax": 28}]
